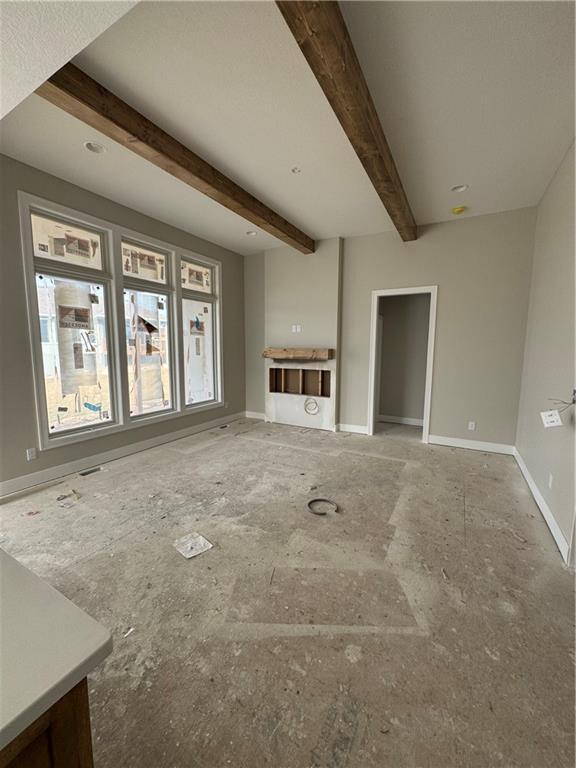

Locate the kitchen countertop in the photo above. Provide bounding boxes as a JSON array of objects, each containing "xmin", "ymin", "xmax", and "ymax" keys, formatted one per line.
[{"xmin": 0, "ymin": 549, "xmax": 112, "ymax": 749}]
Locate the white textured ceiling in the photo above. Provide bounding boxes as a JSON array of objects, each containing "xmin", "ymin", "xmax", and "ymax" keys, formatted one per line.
[
  {"xmin": 341, "ymin": 0, "xmax": 575, "ymax": 224},
  {"xmin": 0, "ymin": 0, "xmax": 137, "ymax": 118},
  {"xmin": 0, "ymin": 1, "xmax": 573, "ymax": 255},
  {"xmin": 0, "ymin": 1, "xmax": 393, "ymax": 255}
]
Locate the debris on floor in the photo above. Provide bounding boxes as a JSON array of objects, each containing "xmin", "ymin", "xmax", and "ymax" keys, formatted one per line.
[
  {"xmin": 79, "ymin": 466, "xmax": 104, "ymax": 477},
  {"xmin": 56, "ymin": 489, "xmax": 81, "ymax": 508},
  {"xmin": 307, "ymin": 497, "xmax": 340, "ymax": 516},
  {"xmin": 122, "ymin": 627, "xmax": 135, "ymax": 638},
  {"xmin": 174, "ymin": 532, "xmax": 213, "ymax": 559}
]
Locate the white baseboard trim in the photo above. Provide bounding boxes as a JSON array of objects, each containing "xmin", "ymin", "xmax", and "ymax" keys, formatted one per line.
[
  {"xmin": 245, "ymin": 411, "xmax": 266, "ymax": 421},
  {"xmin": 337, "ymin": 424, "xmax": 369, "ymax": 434},
  {"xmin": 378, "ymin": 414, "xmax": 424, "ymax": 427},
  {"xmin": 0, "ymin": 412, "xmax": 245, "ymax": 501},
  {"xmin": 513, "ymin": 449, "xmax": 570, "ymax": 563},
  {"xmin": 428, "ymin": 434, "xmax": 515, "ymax": 455}
]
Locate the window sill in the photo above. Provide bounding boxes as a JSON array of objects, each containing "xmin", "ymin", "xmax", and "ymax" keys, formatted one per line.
[{"xmin": 39, "ymin": 400, "xmax": 225, "ymax": 452}]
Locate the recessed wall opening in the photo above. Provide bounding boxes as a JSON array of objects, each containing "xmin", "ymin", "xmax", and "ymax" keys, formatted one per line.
[
  {"xmin": 269, "ymin": 367, "xmax": 331, "ymax": 397},
  {"xmin": 377, "ymin": 292, "xmax": 431, "ymax": 437},
  {"xmin": 368, "ymin": 286, "xmax": 437, "ymax": 442}
]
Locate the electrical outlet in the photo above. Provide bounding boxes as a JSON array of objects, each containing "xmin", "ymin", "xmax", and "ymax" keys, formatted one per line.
[
  {"xmin": 467, "ymin": 421, "xmax": 476, "ymax": 431},
  {"xmin": 224, "ymin": 401, "xmax": 229, "ymax": 409},
  {"xmin": 548, "ymin": 473, "xmax": 554, "ymax": 489},
  {"xmin": 26, "ymin": 447, "xmax": 37, "ymax": 461}
]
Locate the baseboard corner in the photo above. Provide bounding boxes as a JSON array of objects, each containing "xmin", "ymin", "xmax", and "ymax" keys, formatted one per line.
[
  {"xmin": 337, "ymin": 423, "xmax": 369, "ymax": 434},
  {"xmin": 513, "ymin": 448, "xmax": 570, "ymax": 563}
]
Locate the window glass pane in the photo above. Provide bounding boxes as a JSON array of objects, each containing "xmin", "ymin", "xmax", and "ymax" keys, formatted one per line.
[
  {"xmin": 122, "ymin": 241, "xmax": 167, "ymax": 283},
  {"xmin": 31, "ymin": 213, "xmax": 103, "ymax": 269},
  {"xmin": 181, "ymin": 260, "xmax": 212, "ymax": 293},
  {"xmin": 183, "ymin": 299, "xmax": 215, "ymax": 405},
  {"xmin": 124, "ymin": 289, "xmax": 171, "ymax": 416},
  {"xmin": 35, "ymin": 275, "xmax": 112, "ymax": 433}
]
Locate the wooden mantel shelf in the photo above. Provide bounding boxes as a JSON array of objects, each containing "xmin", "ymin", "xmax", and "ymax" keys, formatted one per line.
[{"xmin": 262, "ymin": 347, "xmax": 335, "ymax": 362}]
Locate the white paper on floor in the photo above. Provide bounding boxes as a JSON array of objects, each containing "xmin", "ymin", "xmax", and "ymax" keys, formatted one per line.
[{"xmin": 173, "ymin": 532, "xmax": 213, "ymax": 559}]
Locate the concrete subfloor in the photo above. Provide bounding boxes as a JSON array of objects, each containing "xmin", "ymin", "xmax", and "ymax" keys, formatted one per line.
[{"xmin": 1, "ymin": 419, "xmax": 574, "ymax": 768}]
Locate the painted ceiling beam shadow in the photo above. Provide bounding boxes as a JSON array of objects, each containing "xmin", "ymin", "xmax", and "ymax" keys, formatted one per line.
[
  {"xmin": 276, "ymin": 1, "xmax": 417, "ymax": 242},
  {"xmin": 36, "ymin": 63, "xmax": 315, "ymax": 254}
]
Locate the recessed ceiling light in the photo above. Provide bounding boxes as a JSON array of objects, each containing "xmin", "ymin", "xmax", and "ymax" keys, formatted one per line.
[
  {"xmin": 246, "ymin": 231, "xmax": 257, "ymax": 237},
  {"xmin": 450, "ymin": 184, "xmax": 468, "ymax": 193},
  {"xmin": 84, "ymin": 141, "xmax": 106, "ymax": 154},
  {"xmin": 291, "ymin": 166, "xmax": 302, "ymax": 174}
]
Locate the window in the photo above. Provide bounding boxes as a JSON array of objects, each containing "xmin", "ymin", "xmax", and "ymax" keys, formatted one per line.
[
  {"xmin": 181, "ymin": 260, "xmax": 212, "ymax": 293},
  {"xmin": 21, "ymin": 195, "xmax": 222, "ymax": 450},
  {"xmin": 183, "ymin": 299, "xmax": 215, "ymax": 404},
  {"xmin": 31, "ymin": 212, "xmax": 103, "ymax": 269},
  {"xmin": 35, "ymin": 275, "xmax": 112, "ymax": 432},
  {"xmin": 122, "ymin": 241, "xmax": 167, "ymax": 284},
  {"xmin": 181, "ymin": 257, "xmax": 217, "ymax": 406},
  {"xmin": 124, "ymin": 289, "xmax": 171, "ymax": 416}
]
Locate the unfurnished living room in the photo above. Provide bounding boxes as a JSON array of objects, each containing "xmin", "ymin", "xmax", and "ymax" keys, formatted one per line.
[{"xmin": 0, "ymin": 2, "xmax": 574, "ymax": 767}]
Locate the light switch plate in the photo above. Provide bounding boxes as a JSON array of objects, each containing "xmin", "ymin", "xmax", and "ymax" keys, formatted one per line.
[{"xmin": 540, "ymin": 410, "xmax": 562, "ymax": 428}]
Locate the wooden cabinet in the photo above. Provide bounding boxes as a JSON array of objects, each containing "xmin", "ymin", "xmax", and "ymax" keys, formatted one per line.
[{"xmin": 0, "ymin": 680, "xmax": 94, "ymax": 768}]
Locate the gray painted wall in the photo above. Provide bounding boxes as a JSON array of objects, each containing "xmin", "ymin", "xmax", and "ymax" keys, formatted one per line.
[
  {"xmin": 379, "ymin": 294, "xmax": 430, "ymax": 421},
  {"xmin": 244, "ymin": 252, "xmax": 265, "ymax": 415},
  {"xmin": 0, "ymin": 155, "xmax": 246, "ymax": 483},
  {"xmin": 340, "ymin": 208, "xmax": 536, "ymax": 443},
  {"xmin": 264, "ymin": 238, "xmax": 341, "ymax": 348},
  {"xmin": 245, "ymin": 209, "xmax": 535, "ymax": 445},
  {"xmin": 516, "ymin": 143, "xmax": 575, "ymax": 545}
]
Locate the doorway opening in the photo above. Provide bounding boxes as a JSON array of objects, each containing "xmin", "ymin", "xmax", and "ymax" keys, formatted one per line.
[{"xmin": 367, "ymin": 286, "xmax": 437, "ymax": 441}]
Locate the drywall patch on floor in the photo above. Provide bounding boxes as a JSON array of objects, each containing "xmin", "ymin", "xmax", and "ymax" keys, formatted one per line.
[{"xmin": 227, "ymin": 567, "xmax": 418, "ymax": 630}]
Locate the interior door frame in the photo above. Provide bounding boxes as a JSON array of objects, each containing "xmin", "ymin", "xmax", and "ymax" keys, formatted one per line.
[{"xmin": 367, "ymin": 285, "xmax": 438, "ymax": 442}]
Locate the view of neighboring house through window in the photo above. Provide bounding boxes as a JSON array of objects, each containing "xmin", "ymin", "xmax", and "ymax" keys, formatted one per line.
[
  {"xmin": 23, "ymin": 198, "xmax": 221, "ymax": 448},
  {"xmin": 181, "ymin": 257, "xmax": 217, "ymax": 406},
  {"xmin": 31, "ymin": 211, "xmax": 112, "ymax": 434},
  {"xmin": 183, "ymin": 298, "xmax": 215, "ymax": 405},
  {"xmin": 124, "ymin": 288, "xmax": 171, "ymax": 416},
  {"xmin": 122, "ymin": 240, "xmax": 167, "ymax": 283},
  {"xmin": 181, "ymin": 260, "xmax": 212, "ymax": 293},
  {"xmin": 31, "ymin": 212, "xmax": 103, "ymax": 269}
]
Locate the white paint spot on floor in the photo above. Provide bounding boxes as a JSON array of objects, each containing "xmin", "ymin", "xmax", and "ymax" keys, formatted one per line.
[
  {"xmin": 289, "ymin": 661, "xmax": 307, "ymax": 676},
  {"xmin": 497, "ymin": 600, "xmax": 519, "ymax": 616},
  {"xmin": 484, "ymin": 647, "xmax": 501, "ymax": 661},
  {"xmin": 345, "ymin": 644, "xmax": 362, "ymax": 663}
]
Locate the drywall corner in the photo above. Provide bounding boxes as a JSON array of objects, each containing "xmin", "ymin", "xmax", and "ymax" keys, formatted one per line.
[
  {"xmin": 515, "ymin": 142, "xmax": 575, "ymax": 546},
  {"xmin": 244, "ymin": 251, "xmax": 266, "ymax": 415}
]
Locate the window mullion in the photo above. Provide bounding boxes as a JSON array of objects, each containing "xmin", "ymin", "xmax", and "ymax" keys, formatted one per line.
[
  {"xmin": 174, "ymin": 255, "xmax": 185, "ymax": 414},
  {"xmin": 111, "ymin": 229, "xmax": 131, "ymax": 427},
  {"xmin": 181, "ymin": 289, "xmax": 216, "ymax": 302}
]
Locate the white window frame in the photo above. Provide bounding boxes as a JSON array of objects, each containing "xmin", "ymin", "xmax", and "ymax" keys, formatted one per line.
[
  {"xmin": 179, "ymin": 254, "xmax": 222, "ymax": 409},
  {"xmin": 19, "ymin": 192, "xmax": 223, "ymax": 451}
]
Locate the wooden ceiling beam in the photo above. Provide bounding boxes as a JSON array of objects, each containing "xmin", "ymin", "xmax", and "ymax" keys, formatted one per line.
[
  {"xmin": 36, "ymin": 63, "xmax": 315, "ymax": 254},
  {"xmin": 277, "ymin": 1, "xmax": 417, "ymax": 241}
]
